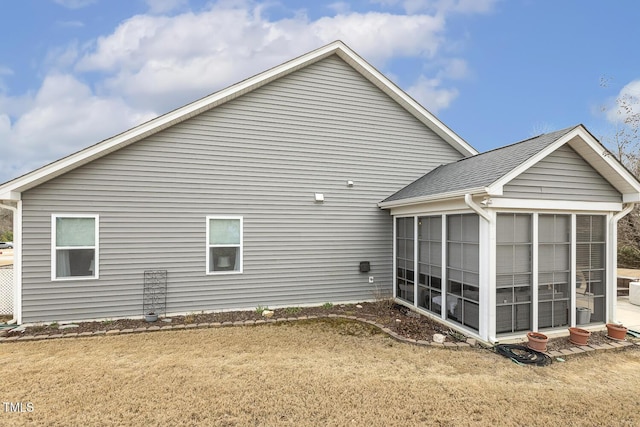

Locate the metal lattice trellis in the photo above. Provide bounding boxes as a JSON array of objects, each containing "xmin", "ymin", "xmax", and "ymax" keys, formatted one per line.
[
  {"xmin": 143, "ymin": 270, "xmax": 167, "ymax": 317},
  {"xmin": 0, "ymin": 265, "xmax": 13, "ymax": 315}
]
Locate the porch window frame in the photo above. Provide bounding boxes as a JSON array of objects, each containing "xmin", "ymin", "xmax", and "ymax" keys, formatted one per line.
[{"xmin": 494, "ymin": 209, "xmax": 609, "ymax": 336}]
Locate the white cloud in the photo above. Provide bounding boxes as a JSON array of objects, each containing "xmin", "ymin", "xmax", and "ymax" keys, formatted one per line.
[
  {"xmin": 407, "ymin": 75, "xmax": 458, "ymax": 113},
  {"xmin": 327, "ymin": 2, "xmax": 353, "ymax": 14},
  {"xmin": 0, "ymin": 66, "xmax": 13, "ymax": 92},
  {"xmin": 371, "ymin": 0, "xmax": 499, "ymax": 14},
  {"xmin": 144, "ymin": 0, "xmax": 189, "ymax": 14},
  {"xmin": 605, "ymin": 80, "xmax": 640, "ymax": 126},
  {"xmin": 75, "ymin": 5, "xmax": 446, "ymax": 111},
  {"xmin": 0, "ymin": 74, "xmax": 155, "ymax": 181},
  {"xmin": 1, "ymin": 0, "xmax": 498, "ymax": 183},
  {"xmin": 53, "ymin": 0, "xmax": 96, "ymax": 9}
]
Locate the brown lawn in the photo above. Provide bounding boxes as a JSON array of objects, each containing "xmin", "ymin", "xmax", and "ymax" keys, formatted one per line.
[{"xmin": 1, "ymin": 319, "xmax": 639, "ymax": 426}]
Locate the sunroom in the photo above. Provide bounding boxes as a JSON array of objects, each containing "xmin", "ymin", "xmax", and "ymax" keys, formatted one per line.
[{"xmin": 379, "ymin": 125, "xmax": 640, "ymax": 343}]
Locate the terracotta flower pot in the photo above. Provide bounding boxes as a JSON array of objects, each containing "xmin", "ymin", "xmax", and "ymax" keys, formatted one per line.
[
  {"xmin": 606, "ymin": 323, "xmax": 628, "ymax": 341},
  {"xmin": 527, "ymin": 332, "xmax": 548, "ymax": 352},
  {"xmin": 568, "ymin": 327, "xmax": 591, "ymax": 346}
]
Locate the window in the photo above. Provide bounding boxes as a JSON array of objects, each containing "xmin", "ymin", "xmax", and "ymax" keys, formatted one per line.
[
  {"xmin": 418, "ymin": 216, "xmax": 442, "ymax": 314},
  {"xmin": 396, "ymin": 217, "xmax": 415, "ymax": 302},
  {"xmin": 496, "ymin": 213, "xmax": 532, "ymax": 334},
  {"xmin": 207, "ymin": 217, "xmax": 243, "ymax": 274},
  {"xmin": 52, "ymin": 215, "xmax": 98, "ymax": 280},
  {"xmin": 538, "ymin": 214, "xmax": 570, "ymax": 329},
  {"xmin": 446, "ymin": 214, "xmax": 479, "ymax": 331}
]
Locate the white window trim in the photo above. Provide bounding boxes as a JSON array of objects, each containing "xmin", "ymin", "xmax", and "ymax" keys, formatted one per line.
[
  {"xmin": 206, "ymin": 215, "xmax": 243, "ymax": 275},
  {"xmin": 51, "ymin": 214, "xmax": 99, "ymax": 281}
]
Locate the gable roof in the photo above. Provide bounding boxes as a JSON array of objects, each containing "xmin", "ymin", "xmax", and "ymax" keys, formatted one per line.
[
  {"xmin": 380, "ymin": 124, "xmax": 640, "ymax": 207},
  {"xmin": 0, "ymin": 41, "xmax": 477, "ymax": 201}
]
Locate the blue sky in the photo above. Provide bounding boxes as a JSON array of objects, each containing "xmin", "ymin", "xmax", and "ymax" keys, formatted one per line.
[{"xmin": 0, "ymin": 0, "xmax": 638, "ymax": 183}]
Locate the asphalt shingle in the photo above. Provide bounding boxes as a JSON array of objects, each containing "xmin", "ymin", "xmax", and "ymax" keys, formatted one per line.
[{"xmin": 383, "ymin": 126, "xmax": 578, "ymax": 203}]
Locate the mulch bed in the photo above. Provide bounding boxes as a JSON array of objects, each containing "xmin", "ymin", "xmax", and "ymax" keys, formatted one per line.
[{"xmin": 3, "ymin": 301, "xmax": 631, "ymax": 351}]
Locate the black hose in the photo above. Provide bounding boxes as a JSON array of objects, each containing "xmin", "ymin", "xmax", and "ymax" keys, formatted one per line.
[{"xmin": 495, "ymin": 344, "xmax": 552, "ymax": 366}]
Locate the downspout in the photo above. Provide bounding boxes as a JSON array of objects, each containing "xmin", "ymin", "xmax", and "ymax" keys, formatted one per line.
[
  {"xmin": 0, "ymin": 202, "xmax": 18, "ymax": 324},
  {"xmin": 610, "ymin": 203, "xmax": 635, "ymax": 324},
  {"xmin": 464, "ymin": 194, "xmax": 491, "ymax": 222},
  {"xmin": 464, "ymin": 194, "xmax": 495, "ymax": 342}
]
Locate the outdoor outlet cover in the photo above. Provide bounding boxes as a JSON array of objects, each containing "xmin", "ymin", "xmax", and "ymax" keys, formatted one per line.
[{"xmin": 368, "ymin": 276, "xmax": 374, "ymax": 283}]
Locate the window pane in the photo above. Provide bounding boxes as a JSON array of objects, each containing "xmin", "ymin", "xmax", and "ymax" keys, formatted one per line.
[
  {"xmin": 430, "ymin": 217, "xmax": 442, "ymax": 241},
  {"xmin": 209, "ymin": 219, "xmax": 240, "ymax": 245},
  {"xmin": 56, "ymin": 248, "xmax": 95, "ymax": 277},
  {"xmin": 496, "ymin": 214, "xmax": 514, "ymax": 242},
  {"xmin": 554, "ymin": 215, "xmax": 570, "ymax": 243},
  {"xmin": 419, "ymin": 241, "xmax": 429, "ymax": 263},
  {"xmin": 462, "ymin": 215, "xmax": 479, "ymax": 243},
  {"xmin": 210, "ymin": 247, "xmax": 239, "ymax": 272},
  {"xmin": 575, "ymin": 215, "xmax": 606, "ymax": 325},
  {"xmin": 405, "ymin": 217, "xmax": 414, "ymax": 238},
  {"xmin": 430, "ymin": 242, "xmax": 441, "ymax": 264},
  {"xmin": 448, "ymin": 242, "xmax": 462, "ymax": 267},
  {"xmin": 496, "ymin": 246, "xmax": 513, "ymax": 274},
  {"xmin": 513, "ymin": 245, "xmax": 531, "ymax": 273},
  {"xmin": 56, "ymin": 217, "xmax": 95, "ymax": 247},
  {"xmin": 555, "ymin": 245, "xmax": 570, "ymax": 270},
  {"xmin": 463, "ymin": 244, "xmax": 479, "ymax": 272},
  {"xmin": 591, "ymin": 216, "xmax": 605, "ymax": 241},
  {"xmin": 514, "ymin": 214, "xmax": 531, "ymax": 243}
]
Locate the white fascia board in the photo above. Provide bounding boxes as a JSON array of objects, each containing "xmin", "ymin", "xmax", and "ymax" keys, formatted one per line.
[
  {"xmin": 388, "ymin": 198, "xmax": 470, "ymax": 217},
  {"xmin": 334, "ymin": 48, "xmax": 477, "ymax": 158},
  {"xmin": 623, "ymin": 193, "xmax": 640, "ymax": 203},
  {"xmin": 488, "ymin": 197, "xmax": 622, "ymax": 212},
  {"xmin": 567, "ymin": 127, "xmax": 640, "ymax": 195},
  {"xmin": 377, "ymin": 187, "xmax": 487, "ymax": 209},
  {"xmin": 0, "ymin": 191, "xmax": 21, "ymax": 201}
]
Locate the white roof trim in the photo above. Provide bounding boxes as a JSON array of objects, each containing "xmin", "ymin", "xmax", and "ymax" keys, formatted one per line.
[
  {"xmin": 486, "ymin": 125, "xmax": 640, "ymax": 198},
  {"xmin": 378, "ymin": 187, "xmax": 488, "ymax": 209},
  {"xmin": 0, "ymin": 40, "xmax": 476, "ymax": 200},
  {"xmin": 488, "ymin": 198, "xmax": 622, "ymax": 212}
]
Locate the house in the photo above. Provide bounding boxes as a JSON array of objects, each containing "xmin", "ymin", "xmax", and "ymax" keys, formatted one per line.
[{"xmin": 0, "ymin": 41, "xmax": 638, "ymax": 343}]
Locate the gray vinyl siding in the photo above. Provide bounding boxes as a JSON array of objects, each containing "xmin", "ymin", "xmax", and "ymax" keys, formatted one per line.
[
  {"xmin": 20, "ymin": 55, "xmax": 464, "ymax": 323},
  {"xmin": 502, "ymin": 145, "xmax": 622, "ymax": 202}
]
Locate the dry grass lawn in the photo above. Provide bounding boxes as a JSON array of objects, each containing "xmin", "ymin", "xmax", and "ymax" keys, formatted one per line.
[{"xmin": 1, "ymin": 319, "xmax": 639, "ymax": 426}]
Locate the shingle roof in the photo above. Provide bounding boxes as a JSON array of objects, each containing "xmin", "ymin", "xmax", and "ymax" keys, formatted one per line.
[{"xmin": 382, "ymin": 125, "xmax": 578, "ymax": 203}]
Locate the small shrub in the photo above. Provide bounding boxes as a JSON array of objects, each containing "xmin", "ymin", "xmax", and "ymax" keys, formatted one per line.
[
  {"xmin": 184, "ymin": 313, "xmax": 197, "ymax": 324},
  {"xmin": 618, "ymin": 245, "xmax": 640, "ymax": 269},
  {"xmin": 50, "ymin": 322, "xmax": 59, "ymax": 329},
  {"xmin": 255, "ymin": 305, "xmax": 269, "ymax": 315},
  {"xmin": 322, "ymin": 302, "xmax": 334, "ymax": 309},
  {"xmin": 285, "ymin": 306, "xmax": 302, "ymax": 315}
]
